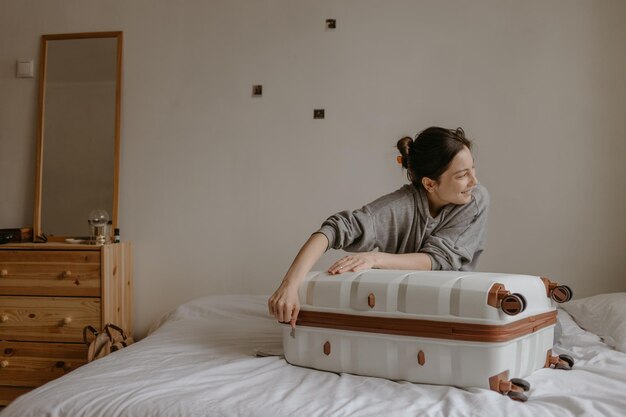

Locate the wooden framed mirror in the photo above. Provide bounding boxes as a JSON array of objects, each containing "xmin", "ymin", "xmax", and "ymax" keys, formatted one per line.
[{"xmin": 33, "ymin": 31, "xmax": 123, "ymax": 240}]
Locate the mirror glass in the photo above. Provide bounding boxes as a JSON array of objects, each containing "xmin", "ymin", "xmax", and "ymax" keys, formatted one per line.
[{"xmin": 35, "ymin": 32, "xmax": 122, "ymax": 238}]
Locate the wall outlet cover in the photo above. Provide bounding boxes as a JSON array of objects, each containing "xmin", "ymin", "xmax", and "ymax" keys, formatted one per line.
[{"xmin": 16, "ymin": 60, "xmax": 34, "ymax": 78}]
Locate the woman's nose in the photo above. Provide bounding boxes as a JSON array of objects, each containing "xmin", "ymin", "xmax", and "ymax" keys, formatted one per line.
[{"xmin": 470, "ymin": 170, "xmax": 478, "ymax": 186}]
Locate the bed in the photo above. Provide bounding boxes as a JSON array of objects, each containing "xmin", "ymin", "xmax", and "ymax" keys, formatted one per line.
[{"xmin": 2, "ymin": 293, "xmax": 626, "ymax": 417}]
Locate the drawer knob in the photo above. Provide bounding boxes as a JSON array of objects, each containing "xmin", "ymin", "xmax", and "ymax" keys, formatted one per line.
[
  {"xmin": 0, "ymin": 360, "xmax": 8, "ymax": 368},
  {"xmin": 62, "ymin": 270, "xmax": 72, "ymax": 278},
  {"xmin": 62, "ymin": 317, "xmax": 73, "ymax": 326},
  {"xmin": 0, "ymin": 315, "xmax": 8, "ymax": 323},
  {"xmin": 0, "ymin": 269, "xmax": 7, "ymax": 277}
]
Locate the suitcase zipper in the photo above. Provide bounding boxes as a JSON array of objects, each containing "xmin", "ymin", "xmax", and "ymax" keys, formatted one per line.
[{"xmin": 295, "ymin": 310, "xmax": 556, "ymax": 343}]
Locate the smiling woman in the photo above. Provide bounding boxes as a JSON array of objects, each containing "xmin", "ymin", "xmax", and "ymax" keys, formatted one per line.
[{"xmin": 268, "ymin": 126, "xmax": 490, "ymax": 325}]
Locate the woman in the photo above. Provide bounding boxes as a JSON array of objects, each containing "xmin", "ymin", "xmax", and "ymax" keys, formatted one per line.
[{"xmin": 268, "ymin": 126, "xmax": 489, "ymax": 326}]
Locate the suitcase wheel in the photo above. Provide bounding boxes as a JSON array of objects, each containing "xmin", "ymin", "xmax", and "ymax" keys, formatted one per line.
[
  {"xmin": 558, "ymin": 354, "xmax": 575, "ymax": 367},
  {"xmin": 501, "ymin": 293, "xmax": 527, "ymax": 316},
  {"xmin": 547, "ymin": 353, "xmax": 574, "ymax": 370},
  {"xmin": 556, "ymin": 362, "xmax": 572, "ymax": 370},
  {"xmin": 557, "ymin": 354, "xmax": 574, "ymax": 369},
  {"xmin": 551, "ymin": 285, "xmax": 573, "ymax": 303},
  {"xmin": 507, "ymin": 391, "xmax": 529, "ymax": 402},
  {"xmin": 510, "ymin": 378, "xmax": 531, "ymax": 392}
]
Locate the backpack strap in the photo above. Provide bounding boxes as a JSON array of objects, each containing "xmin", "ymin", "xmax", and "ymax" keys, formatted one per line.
[
  {"xmin": 104, "ymin": 323, "xmax": 127, "ymax": 340},
  {"xmin": 83, "ymin": 325, "xmax": 99, "ymax": 344}
]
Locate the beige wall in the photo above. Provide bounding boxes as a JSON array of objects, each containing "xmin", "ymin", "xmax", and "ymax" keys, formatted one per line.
[{"xmin": 1, "ymin": 0, "xmax": 625, "ymax": 337}]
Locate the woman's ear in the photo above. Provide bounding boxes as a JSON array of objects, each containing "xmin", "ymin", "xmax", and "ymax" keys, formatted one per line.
[{"xmin": 422, "ymin": 177, "xmax": 437, "ymax": 192}]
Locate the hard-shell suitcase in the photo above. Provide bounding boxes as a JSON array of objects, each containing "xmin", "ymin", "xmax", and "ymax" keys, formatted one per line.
[{"xmin": 282, "ymin": 270, "xmax": 573, "ymax": 401}]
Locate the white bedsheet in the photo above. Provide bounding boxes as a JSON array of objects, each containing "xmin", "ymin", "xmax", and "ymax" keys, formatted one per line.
[{"xmin": 3, "ymin": 295, "xmax": 626, "ymax": 417}]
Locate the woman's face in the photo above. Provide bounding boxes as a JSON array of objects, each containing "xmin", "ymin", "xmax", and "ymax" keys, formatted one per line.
[{"xmin": 424, "ymin": 146, "xmax": 477, "ymax": 212}]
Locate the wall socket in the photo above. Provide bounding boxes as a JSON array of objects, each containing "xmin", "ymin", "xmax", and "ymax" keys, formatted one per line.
[
  {"xmin": 16, "ymin": 60, "xmax": 34, "ymax": 78},
  {"xmin": 314, "ymin": 109, "xmax": 325, "ymax": 119},
  {"xmin": 252, "ymin": 85, "xmax": 263, "ymax": 96},
  {"xmin": 326, "ymin": 19, "xmax": 336, "ymax": 29}
]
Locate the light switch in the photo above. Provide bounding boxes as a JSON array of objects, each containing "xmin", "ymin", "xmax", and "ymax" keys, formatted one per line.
[{"xmin": 16, "ymin": 60, "xmax": 34, "ymax": 78}]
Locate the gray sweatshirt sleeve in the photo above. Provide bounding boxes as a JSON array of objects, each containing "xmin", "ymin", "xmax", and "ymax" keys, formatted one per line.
[
  {"xmin": 316, "ymin": 206, "xmax": 378, "ymax": 252},
  {"xmin": 420, "ymin": 186, "xmax": 490, "ymax": 271},
  {"xmin": 315, "ymin": 187, "xmax": 413, "ymax": 252}
]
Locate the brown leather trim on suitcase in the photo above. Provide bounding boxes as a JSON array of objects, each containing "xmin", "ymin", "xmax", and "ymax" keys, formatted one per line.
[{"xmin": 296, "ymin": 310, "xmax": 557, "ymax": 343}]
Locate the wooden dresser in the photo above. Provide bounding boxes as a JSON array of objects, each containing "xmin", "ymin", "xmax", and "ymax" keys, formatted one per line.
[{"xmin": 0, "ymin": 242, "xmax": 132, "ymax": 406}]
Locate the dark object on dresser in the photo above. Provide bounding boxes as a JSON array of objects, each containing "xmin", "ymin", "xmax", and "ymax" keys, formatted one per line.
[{"xmin": 0, "ymin": 228, "xmax": 33, "ymax": 244}]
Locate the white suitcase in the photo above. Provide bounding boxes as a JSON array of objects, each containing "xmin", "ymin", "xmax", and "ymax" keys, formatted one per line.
[{"xmin": 282, "ymin": 270, "xmax": 573, "ymax": 401}]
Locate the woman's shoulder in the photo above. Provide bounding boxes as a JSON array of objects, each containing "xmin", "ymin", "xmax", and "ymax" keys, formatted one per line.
[
  {"xmin": 362, "ymin": 184, "xmax": 416, "ymax": 214},
  {"xmin": 471, "ymin": 183, "xmax": 490, "ymax": 210}
]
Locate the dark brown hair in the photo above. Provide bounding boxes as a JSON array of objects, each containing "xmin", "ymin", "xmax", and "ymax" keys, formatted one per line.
[{"xmin": 396, "ymin": 127, "xmax": 472, "ymax": 189}]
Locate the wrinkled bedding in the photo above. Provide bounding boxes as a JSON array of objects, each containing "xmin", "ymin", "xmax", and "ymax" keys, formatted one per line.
[{"xmin": 3, "ymin": 295, "xmax": 626, "ymax": 417}]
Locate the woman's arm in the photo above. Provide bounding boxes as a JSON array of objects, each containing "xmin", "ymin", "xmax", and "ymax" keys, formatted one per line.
[
  {"xmin": 268, "ymin": 232, "xmax": 328, "ymax": 325},
  {"xmin": 327, "ymin": 251, "xmax": 432, "ymax": 274},
  {"xmin": 374, "ymin": 252, "xmax": 432, "ymax": 270}
]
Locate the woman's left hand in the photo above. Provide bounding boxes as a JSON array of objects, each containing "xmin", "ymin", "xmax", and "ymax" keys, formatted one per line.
[{"xmin": 327, "ymin": 252, "xmax": 377, "ymax": 275}]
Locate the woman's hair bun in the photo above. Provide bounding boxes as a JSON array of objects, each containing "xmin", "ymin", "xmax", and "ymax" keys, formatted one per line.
[{"xmin": 396, "ymin": 136, "xmax": 413, "ymax": 169}]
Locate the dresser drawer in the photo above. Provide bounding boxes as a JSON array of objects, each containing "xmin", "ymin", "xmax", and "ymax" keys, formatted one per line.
[
  {"xmin": 0, "ymin": 341, "xmax": 88, "ymax": 387},
  {"xmin": 0, "ymin": 297, "xmax": 101, "ymax": 343},
  {"xmin": 0, "ymin": 386, "xmax": 32, "ymax": 406},
  {"xmin": 0, "ymin": 250, "xmax": 101, "ymax": 297}
]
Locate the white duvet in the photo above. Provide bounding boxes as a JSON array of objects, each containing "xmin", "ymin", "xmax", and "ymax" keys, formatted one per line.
[{"xmin": 3, "ymin": 295, "xmax": 626, "ymax": 417}]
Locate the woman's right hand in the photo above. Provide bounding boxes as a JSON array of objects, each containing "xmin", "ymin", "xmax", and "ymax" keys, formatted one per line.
[
  {"xmin": 268, "ymin": 232, "xmax": 329, "ymax": 328},
  {"xmin": 268, "ymin": 281, "xmax": 300, "ymax": 328}
]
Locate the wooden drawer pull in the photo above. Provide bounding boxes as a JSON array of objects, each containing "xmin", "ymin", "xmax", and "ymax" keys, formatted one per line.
[
  {"xmin": 323, "ymin": 341, "xmax": 331, "ymax": 356},
  {"xmin": 0, "ymin": 360, "xmax": 8, "ymax": 368},
  {"xmin": 62, "ymin": 270, "xmax": 72, "ymax": 278},
  {"xmin": 0, "ymin": 269, "xmax": 8, "ymax": 277},
  {"xmin": 62, "ymin": 317, "xmax": 73, "ymax": 326},
  {"xmin": 0, "ymin": 314, "xmax": 8, "ymax": 323}
]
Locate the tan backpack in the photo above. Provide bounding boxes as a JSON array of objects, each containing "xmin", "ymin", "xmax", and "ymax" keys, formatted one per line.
[{"xmin": 83, "ymin": 323, "xmax": 134, "ymax": 362}]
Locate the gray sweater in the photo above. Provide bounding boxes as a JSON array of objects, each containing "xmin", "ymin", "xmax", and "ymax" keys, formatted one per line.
[{"xmin": 316, "ymin": 184, "xmax": 489, "ymax": 271}]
